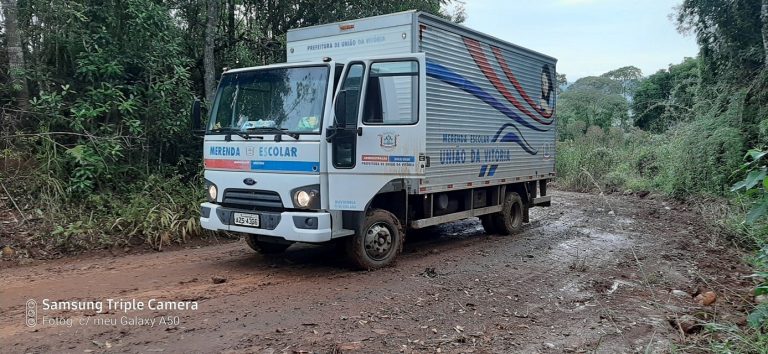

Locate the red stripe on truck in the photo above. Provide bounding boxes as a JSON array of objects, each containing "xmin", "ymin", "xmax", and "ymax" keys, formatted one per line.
[{"xmin": 204, "ymin": 159, "xmax": 251, "ymax": 170}]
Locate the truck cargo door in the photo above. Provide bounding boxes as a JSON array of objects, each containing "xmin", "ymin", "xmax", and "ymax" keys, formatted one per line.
[{"xmin": 326, "ymin": 54, "xmax": 426, "ymax": 211}]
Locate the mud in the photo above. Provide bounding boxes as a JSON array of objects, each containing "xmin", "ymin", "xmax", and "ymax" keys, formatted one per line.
[{"xmin": 0, "ymin": 191, "xmax": 755, "ymax": 353}]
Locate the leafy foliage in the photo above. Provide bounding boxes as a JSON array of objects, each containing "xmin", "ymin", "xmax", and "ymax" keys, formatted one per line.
[
  {"xmin": 677, "ymin": 0, "xmax": 765, "ymax": 83},
  {"xmin": 558, "ymin": 75, "xmax": 629, "ymax": 133},
  {"xmin": 600, "ymin": 65, "xmax": 642, "ymax": 98},
  {"xmin": 731, "ymin": 149, "xmax": 768, "ymax": 224},
  {"xmin": 0, "ymin": 0, "xmax": 461, "ymax": 252},
  {"xmin": 17, "ymin": 0, "xmax": 197, "ymax": 197},
  {"xmin": 632, "ymin": 58, "xmax": 700, "ymax": 132}
]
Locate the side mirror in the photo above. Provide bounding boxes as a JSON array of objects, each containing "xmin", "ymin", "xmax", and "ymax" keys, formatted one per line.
[
  {"xmin": 333, "ymin": 90, "xmax": 347, "ymax": 129},
  {"xmin": 190, "ymin": 99, "xmax": 202, "ymax": 131}
]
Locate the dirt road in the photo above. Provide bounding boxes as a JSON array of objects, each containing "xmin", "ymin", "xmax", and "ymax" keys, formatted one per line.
[{"xmin": 0, "ymin": 191, "xmax": 754, "ymax": 353}]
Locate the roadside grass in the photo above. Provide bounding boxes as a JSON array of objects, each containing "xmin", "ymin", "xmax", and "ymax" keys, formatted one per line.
[
  {"xmin": 2, "ymin": 168, "xmax": 209, "ymax": 254},
  {"xmin": 556, "ymin": 124, "xmax": 768, "ymax": 352},
  {"xmin": 706, "ymin": 324, "xmax": 768, "ymax": 354},
  {"xmin": 556, "ymin": 118, "xmax": 744, "ymax": 199}
]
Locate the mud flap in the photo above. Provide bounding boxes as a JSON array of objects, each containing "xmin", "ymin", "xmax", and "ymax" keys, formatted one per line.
[
  {"xmin": 531, "ymin": 196, "xmax": 552, "ymax": 207},
  {"xmin": 523, "ymin": 207, "xmax": 530, "ymax": 223}
]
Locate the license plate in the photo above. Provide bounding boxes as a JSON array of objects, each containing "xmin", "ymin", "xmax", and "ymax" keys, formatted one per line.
[{"xmin": 233, "ymin": 212, "xmax": 260, "ymax": 227}]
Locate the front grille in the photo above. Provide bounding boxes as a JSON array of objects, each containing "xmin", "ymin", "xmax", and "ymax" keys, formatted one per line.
[{"xmin": 222, "ymin": 189, "xmax": 284, "ymax": 211}]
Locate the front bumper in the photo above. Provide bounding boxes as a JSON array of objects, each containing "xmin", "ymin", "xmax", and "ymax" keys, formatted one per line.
[{"xmin": 200, "ymin": 202, "xmax": 332, "ymax": 243}]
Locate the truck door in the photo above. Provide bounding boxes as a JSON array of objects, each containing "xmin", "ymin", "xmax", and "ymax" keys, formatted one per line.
[{"xmin": 327, "ymin": 54, "xmax": 426, "ymax": 211}]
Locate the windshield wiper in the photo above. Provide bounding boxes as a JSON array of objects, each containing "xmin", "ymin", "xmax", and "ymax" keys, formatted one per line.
[
  {"xmin": 208, "ymin": 127, "xmax": 263, "ymax": 141},
  {"xmin": 245, "ymin": 127, "xmax": 300, "ymax": 141}
]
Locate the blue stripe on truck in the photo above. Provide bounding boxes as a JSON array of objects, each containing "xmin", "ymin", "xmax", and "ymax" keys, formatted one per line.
[
  {"xmin": 492, "ymin": 123, "xmax": 538, "ymax": 155},
  {"xmin": 389, "ymin": 155, "xmax": 415, "ymax": 163},
  {"xmin": 250, "ymin": 160, "xmax": 319, "ymax": 172},
  {"xmin": 425, "ymin": 59, "xmax": 549, "ymax": 133}
]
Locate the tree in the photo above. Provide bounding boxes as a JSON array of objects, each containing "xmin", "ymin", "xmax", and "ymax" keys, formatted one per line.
[
  {"xmin": 568, "ymin": 76, "xmax": 622, "ymax": 96},
  {"xmin": 0, "ymin": 0, "xmax": 473, "ymax": 249},
  {"xmin": 1, "ymin": 0, "xmax": 28, "ymax": 110},
  {"xmin": 556, "ymin": 72, "xmax": 567, "ymax": 94},
  {"xmin": 5, "ymin": 0, "xmax": 459, "ymax": 194},
  {"xmin": 760, "ymin": 0, "xmax": 768, "ymax": 67},
  {"xmin": 11, "ymin": 0, "xmax": 195, "ymax": 194},
  {"xmin": 601, "ymin": 66, "xmax": 642, "ymax": 99},
  {"xmin": 632, "ymin": 58, "xmax": 699, "ymax": 132},
  {"xmin": 763, "ymin": 0, "xmax": 768, "ymax": 68},
  {"xmin": 557, "ymin": 75, "xmax": 628, "ymax": 132},
  {"xmin": 203, "ymin": 0, "xmax": 218, "ymax": 104},
  {"xmin": 174, "ymin": 0, "xmax": 461, "ymax": 100},
  {"xmin": 440, "ymin": 0, "xmax": 467, "ymax": 23},
  {"xmin": 677, "ymin": 0, "xmax": 764, "ymax": 82}
]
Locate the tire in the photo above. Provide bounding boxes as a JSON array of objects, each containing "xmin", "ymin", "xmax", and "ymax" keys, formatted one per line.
[
  {"xmin": 498, "ymin": 192, "xmax": 525, "ymax": 235},
  {"xmin": 346, "ymin": 209, "xmax": 404, "ymax": 270},
  {"xmin": 480, "ymin": 214, "xmax": 504, "ymax": 235},
  {"xmin": 245, "ymin": 235, "xmax": 291, "ymax": 254}
]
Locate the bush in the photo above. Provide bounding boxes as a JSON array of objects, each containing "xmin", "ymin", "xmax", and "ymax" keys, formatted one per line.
[
  {"xmin": 556, "ymin": 116, "xmax": 744, "ymax": 198},
  {"xmin": 3, "ymin": 163, "xmax": 206, "ymax": 254},
  {"xmin": 556, "ymin": 126, "xmax": 615, "ymax": 191},
  {"xmin": 657, "ymin": 117, "xmax": 744, "ymax": 197}
]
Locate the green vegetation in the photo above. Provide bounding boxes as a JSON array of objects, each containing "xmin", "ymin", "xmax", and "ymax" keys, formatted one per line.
[
  {"xmin": 0, "ymin": 0, "xmax": 463, "ymax": 253},
  {"xmin": 555, "ymin": 0, "xmax": 768, "ymax": 348}
]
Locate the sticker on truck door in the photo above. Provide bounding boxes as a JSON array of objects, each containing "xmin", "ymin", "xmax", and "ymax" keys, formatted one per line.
[
  {"xmin": 378, "ymin": 132, "xmax": 399, "ymax": 150},
  {"xmin": 361, "ymin": 155, "xmax": 415, "ymax": 167}
]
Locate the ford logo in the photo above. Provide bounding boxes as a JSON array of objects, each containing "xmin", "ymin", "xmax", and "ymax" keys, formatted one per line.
[{"xmin": 243, "ymin": 178, "xmax": 256, "ymax": 186}]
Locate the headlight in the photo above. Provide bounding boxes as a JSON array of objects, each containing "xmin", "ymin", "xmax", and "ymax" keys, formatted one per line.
[
  {"xmin": 291, "ymin": 185, "xmax": 320, "ymax": 209},
  {"xmin": 207, "ymin": 184, "xmax": 218, "ymax": 201},
  {"xmin": 295, "ymin": 190, "xmax": 311, "ymax": 208}
]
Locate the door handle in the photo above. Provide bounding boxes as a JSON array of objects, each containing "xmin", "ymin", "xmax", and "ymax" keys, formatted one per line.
[{"xmin": 356, "ymin": 127, "xmax": 363, "ymax": 136}]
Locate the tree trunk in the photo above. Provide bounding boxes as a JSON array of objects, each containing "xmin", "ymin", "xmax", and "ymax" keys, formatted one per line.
[
  {"xmin": 203, "ymin": 0, "xmax": 219, "ymax": 104},
  {"xmin": 1, "ymin": 0, "xmax": 29, "ymax": 109},
  {"xmin": 227, "ymin": 0, "xmax": 235, "ymax": 44},
  {"xmin": 763, "ymin": 0, "xmax": 768, "ymax": 67}
]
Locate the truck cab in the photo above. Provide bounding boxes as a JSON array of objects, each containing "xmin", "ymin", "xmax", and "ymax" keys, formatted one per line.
[{"xmin": 199, "ymin": 54, "xmax": 427, "ymax": 268}]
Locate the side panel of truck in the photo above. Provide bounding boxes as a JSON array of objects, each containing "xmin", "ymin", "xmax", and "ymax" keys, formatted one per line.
[{"xmin": 417, "ymin": 15, "xmax": 557, "ymax": 194}]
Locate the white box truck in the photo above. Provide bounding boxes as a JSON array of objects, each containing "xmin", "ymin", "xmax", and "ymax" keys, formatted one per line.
[{"xmin": 196, "ymin": 11, "xmax": 557, "ymax": 269}]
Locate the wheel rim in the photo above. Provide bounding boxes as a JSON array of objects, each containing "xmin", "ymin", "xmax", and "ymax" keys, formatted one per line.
[
  {"xmin": 510, "ymin": 200, "xmax": 522, "ymax": 225},
  {"xmin": 364, "ymin": 222, "xmax": 394, "ymax": 261}
]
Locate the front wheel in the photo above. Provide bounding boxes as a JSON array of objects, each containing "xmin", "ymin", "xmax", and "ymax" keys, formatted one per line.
[
  {"xmin": 346, "ymin": 209, "xmax": 404, "ymax": 270},
  {"xmin": 245, "ymin": 235, "xmax": 291, "ymax": 254}
]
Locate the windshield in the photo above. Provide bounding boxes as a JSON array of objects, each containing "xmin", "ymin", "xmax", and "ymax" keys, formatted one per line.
[{"xmin": 208, "ymin": 65, "xmax": 329, "ymax": 134}]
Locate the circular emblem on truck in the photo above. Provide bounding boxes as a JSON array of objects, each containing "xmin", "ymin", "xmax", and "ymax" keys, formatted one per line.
[{"xmin": 243, "ymin": 178, "xmax": 256, "ymax": 186}]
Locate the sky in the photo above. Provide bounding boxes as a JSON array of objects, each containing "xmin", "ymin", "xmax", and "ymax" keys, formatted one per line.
[{"xmin": 461, "ymin": 0, "xmax": 699, "ymax": 81}]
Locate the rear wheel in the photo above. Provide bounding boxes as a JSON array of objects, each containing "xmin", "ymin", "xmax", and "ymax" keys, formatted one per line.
[
  {"xmin": 346, "ymin": 209, "xmax": 404, "ymax": 270},
  {"xmin": 498, "ymin": 192, "xmax": 524, "ymax": 235},
  {"xmin": 245, "ymin": 235, "xmax": 291, "ymax": 254},
  {"xmin": 481, "ymin": 192, "xmax": 525, "ymax": 236}
]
